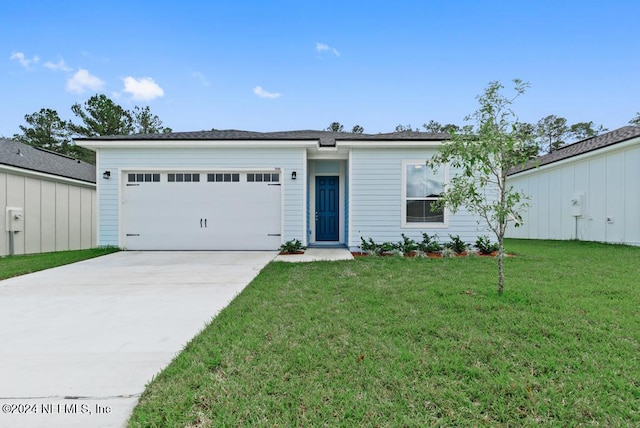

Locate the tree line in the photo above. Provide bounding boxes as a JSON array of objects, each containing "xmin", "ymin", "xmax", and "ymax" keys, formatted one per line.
[
  {"xmin": 11, "ymin": 94, "xmax": 171, "ymax": 164},
  {"xmin": 9, "ymin": 93, "xmax": 640, "ymax": 166},
  {"xmin": 327, "ymin": 112, "xmax": 640, "ymax": 155}
]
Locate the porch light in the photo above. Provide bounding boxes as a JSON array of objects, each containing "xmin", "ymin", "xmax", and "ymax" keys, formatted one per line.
[
  {"xmin": 291, "ymin": 171, "xmax": 297, "ymax": 180},
  {"xmin": 103, "ymin": 170, "xmax": 111, "ymax": 179}
]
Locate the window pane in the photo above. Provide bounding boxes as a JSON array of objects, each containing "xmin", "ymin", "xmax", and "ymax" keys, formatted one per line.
[
  {"xmin": 272, "ymin": 173, "xmax": 279, "ymax": 182},
  {"xmin": 263, "ymin": 174, "xmax": 271, "ymax": 182},
  {"xmin": 207, "ymin": 174, "xmax": 214, "ymax": 182},
  {"xmin": 232, "ymin": 173, "xmax": 239, "ymax": 182},
  {"xmin": 185, "ymin": 174, "xmax": 192, "ymax": 182},
  {"xmin": 168, "ymin": 174, "xmax": 175, "ymax": 182},
  {"xmin": 128, "ymin": 174, "xmax": 135, "ymax": 182},
  {"xmin": 406, "ymin": 164, "xmax": 444, "ymax": 198},
  {"xmin": 255, "ymin": 174, "xmax": 263, "ymax": 182},
  {"xmin": 223, "ymin": 173, "xmax": 231, "ymax": 182},
  {"xmin": 176, "ymin": 174, "xmax": 184, "ymax": 182},
  {"xmin": 247, "ymin": 173, "xmax": 254, "ymax": 182},
  {"xmin": 136, "ymin": 173, "xmax": 144, "ymax": 182},
  {"xmin": 215, "ymin": 173, "xmax": 223, "ymax": 182},
  {"xmin": 152, "ymin": 174, "xmax": 160, "ymax": 182},
  {"xmin": 144, "ymin": 173, "xmax": 152, "ymax": 182},
  {"xmin": 192, "ymin": 174, "xmax": 200, "ymax": 182},
  {"xmin": 406, "ymin": 200, "xmax": 444, "ymax": 223}
]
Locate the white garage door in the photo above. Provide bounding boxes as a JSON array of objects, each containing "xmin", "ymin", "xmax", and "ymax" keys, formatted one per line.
[{"xmin": 122, "ymin": 171, "xmax": 281, "ymax": 250}]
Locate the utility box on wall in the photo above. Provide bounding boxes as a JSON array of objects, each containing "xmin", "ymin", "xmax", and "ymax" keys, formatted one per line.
[
  {"xmin": 570, "ymin": 193, "xmax": 585, "ymax": 217},
  {"xmin": 6, "ymin": 208, "xmax": 24, "ymax": 232}
]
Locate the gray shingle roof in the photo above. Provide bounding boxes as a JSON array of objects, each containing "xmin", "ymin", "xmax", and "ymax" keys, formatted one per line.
[
  {"xmin": 510, "ymin": 126, "xmax": 640, "ymax": 175},
  {"xmin": 0, "ymin": 139, "xmax": 96, "ymax": 184},
  {"xmin": 75, "ymin": 129, "xmax": 450, "ymax": 147}
]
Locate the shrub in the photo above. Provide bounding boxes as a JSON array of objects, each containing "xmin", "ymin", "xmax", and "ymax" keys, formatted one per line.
[
  {"xmin": 396, "ymin": 234, "xmax": 417, "ymax": 255},
  {"xmin": 475, "ymin": 235, "xmax": 499, "ymax": 255},
  {"xmin": 418, "ymin": 233, "xmax": 442, "ymax": 253},
  {"xmin": 445, "ymin": 234, "xmax": 467, "ymax": 254},
  {"xmin": 279, "ymin": 239, "xmax": 305, "ymax": 253}
]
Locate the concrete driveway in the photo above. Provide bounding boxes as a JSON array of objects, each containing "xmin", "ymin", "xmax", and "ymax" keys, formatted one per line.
[{"xmin": 0, "ymin": 251, "xmax": 276, "ymax": 428}]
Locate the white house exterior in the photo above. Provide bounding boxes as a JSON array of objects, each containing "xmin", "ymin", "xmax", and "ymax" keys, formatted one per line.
[
  {"xmin": 0, "ymin": 139, "xmax": 97, "ymax": 256},
  {"xmin": 506, "ymin": 126, "xmax": 640, "ymax": 246},
  {"xmin": 78, "ymin": 130, "xmax": 493, "ymax": 251}
]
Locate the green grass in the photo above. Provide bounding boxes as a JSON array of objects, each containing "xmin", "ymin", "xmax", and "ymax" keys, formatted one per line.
[
  {"xmin": 0, "ymin": 247, "xmax": 120, "ymax": 280},
  {"xmin": 129, "ymin": 239, "xmax": 640, "ymax": 427}
]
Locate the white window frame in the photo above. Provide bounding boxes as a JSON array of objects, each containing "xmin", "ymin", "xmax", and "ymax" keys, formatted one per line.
[{"xmin": 401, "ymin": 160, "xmax": 448, "ymax": 228}]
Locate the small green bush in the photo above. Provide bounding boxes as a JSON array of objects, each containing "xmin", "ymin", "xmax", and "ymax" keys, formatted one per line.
[
  {"xmin": 475, "ymin": 235, "xmax": 499, "ymax": 255},
  {"xmin": 279, "ymin": 239, "xmax": 305, "ymax": 253},
  {"xmin": 445, "ymin": 234, "xmax": 467, "ymax": 254}
]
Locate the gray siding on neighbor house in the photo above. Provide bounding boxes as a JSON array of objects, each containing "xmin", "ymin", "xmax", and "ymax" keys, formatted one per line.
[
  {"xmin": 0, "ymin": 170, "xmax": 96, "ymax": 256},
  {"xmin": 506, "ymin": 140, "xmax": 640, "ymax": 245},
  {"xmin": 348, "ymin": 148, "xmax": 492, "ymax": 249},
  {"xmin": 97, "ymin": 147, "xmax": 307, "ymax": 247}
]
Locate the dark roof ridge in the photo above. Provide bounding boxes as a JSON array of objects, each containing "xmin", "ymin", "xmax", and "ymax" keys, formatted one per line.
[
  {"xmin": 510, "ymin": 125, "xmax": 640, "ymax": 175},
  {"xmin": 0, "ymin": 139, "xmax": 96, "ymax": 183}
]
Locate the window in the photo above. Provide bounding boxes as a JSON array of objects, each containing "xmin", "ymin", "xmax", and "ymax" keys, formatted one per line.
[
  {"xmin": 128, "ymin": 173, "xmax": 160, "ymax": 183},
  {"xmin": 404, "ymin": 163, "xmax": 445, "ymax": 225},
  {"xmin": 247, "ymin": 173, "xmax": 279, "ymax": 182},
  {"xmin": 168, "ymin": 173, "xmax": 200, "ymax": 182},
  {"xmin": 207, "ymin": 173, "xmax": 240, "ymax": 182}
]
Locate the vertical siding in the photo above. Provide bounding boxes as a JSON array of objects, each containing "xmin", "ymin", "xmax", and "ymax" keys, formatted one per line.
[
  {"xmin": 348, "ymin": 148, "xmax": 492, "ymax": 249},
  {"xmin": 506, "ymin": 142, "xmax": 640, "ymax": 245},
  {"xmin": 55, "ymin": 183, "xmax": 69, "ymax": 251},
  {"xmin": 24, "ymin": 178, "xmax": 42, "ymax": 254},
  {"xmin": 624, "ymin": 148, "xmax": 640, "ymax": 244},
  {"xmin": 97, "ymin": 146, "xmax": 307, "ymax": 247},
  {"xmin": 0, "ymin": 170, "xmax": 96, "ymax": 256},
  {"xmin": 40, "ymin": 181, "xmax": 57, "ymax": 253}
]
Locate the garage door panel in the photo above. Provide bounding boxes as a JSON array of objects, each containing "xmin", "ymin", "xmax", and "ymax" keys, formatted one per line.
[{"xmin": 123, "ymin": 171, "xmax": 282, "ymax": 250}]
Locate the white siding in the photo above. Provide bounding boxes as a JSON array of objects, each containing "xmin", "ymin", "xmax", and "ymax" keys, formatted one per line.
[
  {"xmin": 506, "ymin": 141, "xmax": 640, "ymax": 246},
  {"xmin": 0, "ymin": 170, "xmax": 96, "ymax": 256},
  {"xmin": 348, "ymin": 148, "xmax": 492, "ymax": 249},
  {"xmin": 97, "ymin": 147, "xmax": 307, "ymax": 248}
]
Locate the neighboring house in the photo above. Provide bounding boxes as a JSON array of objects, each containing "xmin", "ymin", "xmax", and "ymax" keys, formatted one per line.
[
  {"xmin": 506, "ymin": 126, "xmax": 640, "ymax": 246},
  {"xmin": 0, "ymin": 139, "xmax": 96, "ymax": 256},
  {"xmin": 77, "ymin": 130, "xmax": 493, "ymax": 251}
]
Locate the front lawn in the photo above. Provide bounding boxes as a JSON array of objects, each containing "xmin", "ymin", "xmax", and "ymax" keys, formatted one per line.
[
  {"xmin": 0, "ymin": 247, "xmax": 120, "ymax": 280},
  {"xmin": 129, "ymin": 239, "xmax": 640, "ymax": 427}
]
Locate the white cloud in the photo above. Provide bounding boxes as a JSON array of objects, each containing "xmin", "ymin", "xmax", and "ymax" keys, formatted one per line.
[
  {"xmin": 190, "ymin": 71, "xmax": 210, "ymax": 87},
  {"xmin": 253, "ymin": 86, "xmax": 281, "ymax": 99},
  {"xmin": 10, "ymin": 52, "xmax": 39, "ymax": 69},
  {"xmin": 122, "ymin": 76, "xmax": 165, "ymax": 101},
  {"xmin": 316, "ymin": 42, "xmax": 340, "ymax": 56},
  {"xmin": 66, "ymin": 68, "xmax": 105, "ymax": 93},
  {"xmin": 44, "ymin": 59, "xmax": 72, "ymax": 72}
]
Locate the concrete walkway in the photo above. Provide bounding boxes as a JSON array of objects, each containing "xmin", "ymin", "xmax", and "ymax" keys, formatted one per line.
[
  {"xmin": 0, "ymin": 251, "xmax": 276, "ymax": 428},
  {"xmin": 273, "ymin": 247, "xmax": 354, "ymax": 262}
]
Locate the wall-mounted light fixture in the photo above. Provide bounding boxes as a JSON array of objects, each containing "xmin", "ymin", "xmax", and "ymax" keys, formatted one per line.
[
  {"xmin": 103, "ymin": 170, "xmax": 111, "ymax": 179},
  {"xmin": 291, "ymin": 171, "xmax": 297, "ymax": 180}
]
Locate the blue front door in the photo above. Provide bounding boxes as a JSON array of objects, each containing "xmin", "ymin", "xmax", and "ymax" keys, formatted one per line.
[{"xmin": 316, "ymin": 176, "xmax": 339, "ymax": 241}]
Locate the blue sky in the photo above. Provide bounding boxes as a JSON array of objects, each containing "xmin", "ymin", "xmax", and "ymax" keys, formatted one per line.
[{"xmin": 2, "ymin": 1, "xmax": 639, "ymax": 137}]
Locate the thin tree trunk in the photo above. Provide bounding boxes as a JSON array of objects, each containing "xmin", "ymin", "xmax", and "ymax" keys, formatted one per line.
[{"xmin": 497, "ymin": 236, "xmax": 504, "ymax": 294}]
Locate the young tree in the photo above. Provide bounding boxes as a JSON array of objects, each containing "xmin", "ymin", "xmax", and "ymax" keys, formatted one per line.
[
  {"xmin": 351, "ymin": 125, "xmax": 364, "ymax": 134},
  {"xmin": 629, "ymin": 113, "xmax": 640, "ymax": 126},
  {"xmin": 426, "ymin": 79, "xmax": 534, "ymax": 294},
  {"xmin": 69, "ymin": 94, "xmax": 134, "ymax": 137}
]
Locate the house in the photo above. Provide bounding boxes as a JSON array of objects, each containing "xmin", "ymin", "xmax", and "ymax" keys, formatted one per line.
[
  {"xmin": 0, "ymin": 139, "xmax": 97, "ymax": 256},
  {"xmin": 77, "ymin": 130, "xmax": 493, "ymax": 251},
  {"xmin": 506, "ymin": 126, "xmax": 640, "ymax": 246}
]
